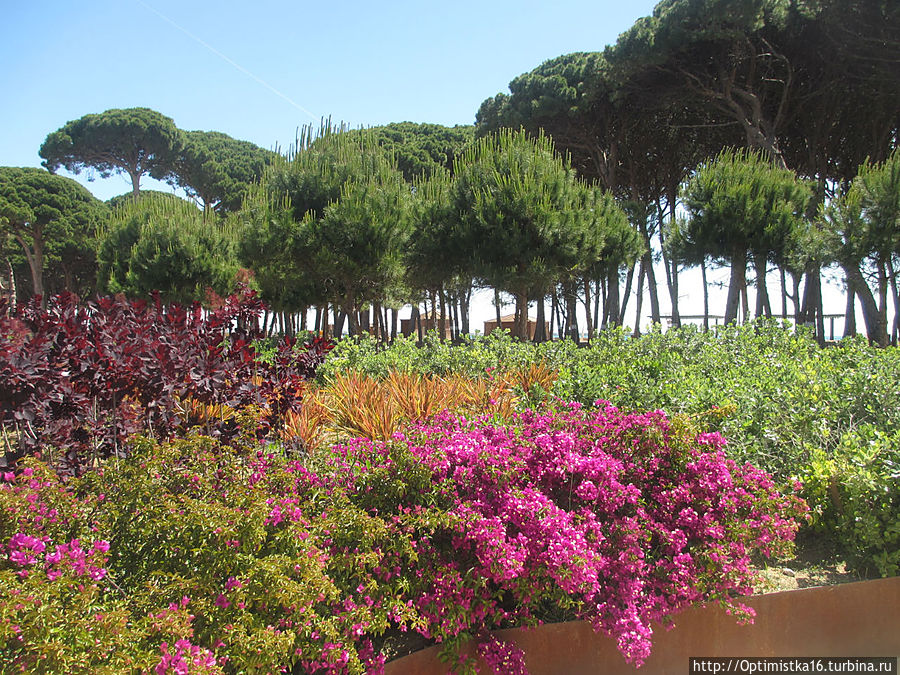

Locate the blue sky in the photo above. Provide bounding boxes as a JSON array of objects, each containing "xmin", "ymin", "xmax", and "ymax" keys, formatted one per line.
[{"xmin": 2, "ymin": 0, "xmax": 658, "ymax": 201}]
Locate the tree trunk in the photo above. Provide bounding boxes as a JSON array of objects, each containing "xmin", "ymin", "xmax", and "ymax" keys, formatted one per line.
[
  {"xmin": 701, "ymin": 261, "xmax": 710, "ymax": 331},
  {"xmin": 563, "ymin": 281, "xmax": 579, "ymax": 341},
  {"xmin": 583, "ymin": 278, "xmax": 594, "ymax": 338},
  {"xmin": 724, "ymin": 249, "xmax": 747, "ymax": 324},
  {"xmin": 631, "ymin": 261, "xmax": 646, "ymax": 337},
  {"xmin": 604, "ymin": 267, "xmax": 620, "ymax": 328},
  {"xmin": 791, "ymin": 273, "xmax": 802, "ymax": 323},
  {"xmin": 753, "ymin": 252, "xmax": 772, "ymax": 317},
  {"xmin": 637, "ymin": 219, "xmax": 660, "ymax": 325},
  {"xmin": 439, "ymin": 286, "xmax": 448, "ymax": 341},
  {"xmin": 877, "ymin": 260, "xmax": 889, "ymax": 344},
  {"xmin": 741, "ymin": 278, "xmax": 750, "ymax": 324},
  {"xmin": 494, "ymin": 288, "xmax": 503, "ymax": 332},
  {"xmin": 619, "ymin": 263, "xmax": 636, "ymax": 328},
  {"xmin": 373, "ymin": 301, "xmax": 383, "ymax": 341},
  {"xmin": 550, "ymin": 292, "xmax": 558, "ymax": 341},
  {"xmin": 659, "ymin": 190, "xmax": 679, "ymax": 327},
  {"xmin": 461, "ymin": 285, "xmax": 471, "ymax": 336},
  {"xmin": 514, "ymin": 288, "xmax": 529, "ymax": 340},
  {"xmin": 888, "ymin": 258, "xmax": 900, "ymax": 346},
  {"xmin": 780, "ymin": 267, "xmax": 788, "ymax": 319},
  {"xmin": 128, "ymin": 168, "xmax": 142, "ymax": 197},
  {"xmin": 391, "ymin": 308, "xmax": 398, "ymax": 342},
  {"xmin": 412, "ymin": 305, "xmax": 423, "ymax": 343},
  {"xmin": 844, "ymin": 286, "xmax": 857, "ymax": 338},
  {"xmin": 845, "ymin": 264, "xmax": 887, "ymax": 345},
  {"xmin": 799, "ymin": 263, "xmax": 822, "ymax": 330},
  {"xmin": 2, "ymin": 258, "xmax": 15, "ymax": 314},
  {"xmin": 533, "ymin": 292, "xmax": 547, "ymax": 343},
  {"xmin": 14, "ymin": 231, "xmax": 44, "ymax": 307}
]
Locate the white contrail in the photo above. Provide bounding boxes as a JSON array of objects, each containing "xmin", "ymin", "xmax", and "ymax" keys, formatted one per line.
[{"xmin": 136, "ymin": 0, "xmax": 318, "ymax": 121}]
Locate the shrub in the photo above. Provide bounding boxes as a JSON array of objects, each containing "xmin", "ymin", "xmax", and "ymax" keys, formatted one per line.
[
  {"xmin": 0, "ymin": 289, "xmax": 331, "ymax": 473},
  {"xmin": 319, "ymin": 322, "xmax": 900, "ymax": 575},
  {"xmin": 798, "ymin": 424, "xmax": 900, "ymax": 577},
  {"xmin": 1, "ymin": 401, "xmax": 806, "ymax": 673}
]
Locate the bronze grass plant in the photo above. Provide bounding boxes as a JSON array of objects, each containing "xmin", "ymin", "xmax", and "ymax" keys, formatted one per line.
[{"xmin": 280, "ymin": 364, "xmax": 559, "ymax": 449}]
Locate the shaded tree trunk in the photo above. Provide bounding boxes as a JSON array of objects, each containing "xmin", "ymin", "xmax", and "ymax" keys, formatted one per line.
[
  {"xmin": 724, "ymin": 249, "xmax": 747, "ymax": 324},
  {"xmin": 753, "ymin": 252, "xmax": 772, "ymax": 317},
  {"xmin": 844, "ymin": 286, "xmax": 857, "ymax": 338},
  {"xmin": 563, "ymin": 281, "xmax": 580, "ymax": 341},
  {"xmin": 128, "ymin": 168, "xmax": 142, "ymax": 197},
  {"xmin": 460, "ymin": 286, "xmax": 471, "ymax": 336},
  {"xmin": 514, "ymin": 287, "xmax": 529, "ymax": 340},
  {"xmin": 845, "ymin": 265, "xmax": 887, "ymax": 345},
  {"xmin": 604, "ymin": 267, "xmax": 620, "ymax": 328},
  {"xmin": 583, "ymin": 278, "xmax": 594, "ymax": 337},
  {"xmin": 779, "ymin": 267, "xmax": 788, "ymax": 319},
  {"xmin": 631, "ymin": 261, "xmax": 646, "ymax": 337},
  {"xmin": 533, "ymin": 292, "xmax": 547, "ymax": 343},
  {"xmin": 701, "ymin": 261, "xmax": 710, "ymax": 331},
  {"xmin": 619, "ymin": 264, "xmax": 636, "ymax": 328},
  {"xmin": 889, "ymin": 259, "xmax": 900, "ymax": 346},
  {"xmin": 14, "ymin": 230, "xmax": 44, "ymax": 307},
  {"xmin": 2, "ymin": 258, "xmax": 15, "ymax": 314}
]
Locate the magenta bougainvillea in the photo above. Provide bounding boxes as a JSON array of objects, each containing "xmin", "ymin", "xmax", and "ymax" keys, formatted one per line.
[{"xmin": 0, "ymin": 401, "xmax": 807, "ymax": 674}]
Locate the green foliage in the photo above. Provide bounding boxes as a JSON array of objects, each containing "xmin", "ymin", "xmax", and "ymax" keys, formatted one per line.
[
  {"xmin": 678, "ymin": 147, "xmax": 811, "ymax": 264},
  {"xmin": 39, "ymin": 107, "xmax": 183, "ymax": 195},
  {"xmin": 238, "ymin": 122, "xmax": 409, "ymax": 321},
  {"xmin": 0, "ymin": 166, "xmax": 106, "ymax": 299},
  {"xmin": 358, "ymin": 122, "xmax": 474, "ymax": 181},
  {"xmin": 451, "ymin": 128, "xmax": 636, "ymax": 337},
  {"xmin": 97, "ymin": 192, "xmax": 237, "ymax": 305},
  {"xmin": 172, "ymin": 131, "xmax": 275, "ymax": 213},
  {"xmin": 798, "ymin": 425, "xmax": 900, "ymax": 577}
]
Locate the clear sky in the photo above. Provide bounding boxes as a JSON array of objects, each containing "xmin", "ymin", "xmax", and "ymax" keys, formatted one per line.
[{"xmin": 2, "ymin": 0, "xmax": 659, "ymax": 201}]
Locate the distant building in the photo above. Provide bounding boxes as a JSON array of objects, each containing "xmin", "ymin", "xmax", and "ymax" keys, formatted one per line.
[
  {"xmin": 400, "ymin": 310, "xmax": 453, "ymax": 340},
  {"xmin": 483, "ymin": 313, "xmax": 549, "ymax": 340}
]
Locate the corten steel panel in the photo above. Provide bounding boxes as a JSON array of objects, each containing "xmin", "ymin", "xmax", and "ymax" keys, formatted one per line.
[{"xmin": 384, "ymin": 577, "xmax": 900, "ymax": 675}]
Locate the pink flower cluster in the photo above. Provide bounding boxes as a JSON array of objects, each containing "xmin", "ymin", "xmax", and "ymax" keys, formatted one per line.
[
  {"xmin": 6, "ymin": 532, "xmax": 108, "ymax": 582},
  {"xmin": 155, "ymin": 639, "xmax": 220, "ymax": 675},
  {"xmin": 340, "ymin": 401, "xmax": 808, "ymax": 667}
]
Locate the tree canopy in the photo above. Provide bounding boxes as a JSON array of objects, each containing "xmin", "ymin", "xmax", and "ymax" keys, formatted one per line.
[
  {"xmin": 40, "ymin": 108, "xmax": 183, "ymax": 197},
  {"xmin": 676, "ymin": 148, "xmax": 810, "ymax": 322},
  {"xmin": 98, "ymin": 192, "xmax": 236, "ymax": 305},
  {"xmin": 239, "ymin": 123, "xmax": 410, "ymax": 332},
  {"xmin": 360, "ymin": 122, "xmax": 474, "ymax": 181},
  {"xmin": 451, "ymin": 129, "xmax": 636, "ymax": 338},
  {"xmin": 0, "ymin": 167, "xmax": 105, "ymax": 303},
  {"xmin": 170, "ymin": 130, "xmax": 275, "ymax": 213}
]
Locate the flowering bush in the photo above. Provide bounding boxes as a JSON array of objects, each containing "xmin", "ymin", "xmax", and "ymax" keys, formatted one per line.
[{"xmin": 0, "ymin": 401, "xmax": 806, "ymax": 674}]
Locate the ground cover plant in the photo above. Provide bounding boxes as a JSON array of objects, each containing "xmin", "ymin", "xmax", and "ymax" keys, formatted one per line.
[{"xmin": 0, "ymin": 400, "xmax": 805, "ymax": 674}]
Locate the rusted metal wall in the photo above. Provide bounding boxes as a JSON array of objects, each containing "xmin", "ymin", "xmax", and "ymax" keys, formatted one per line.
[{"xmin": 385, "ymin": 578, "xmax": 900, "ymax": 675}]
